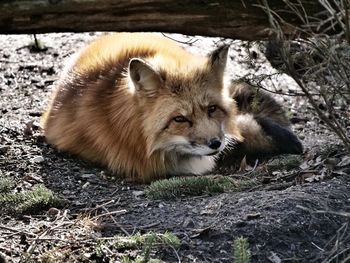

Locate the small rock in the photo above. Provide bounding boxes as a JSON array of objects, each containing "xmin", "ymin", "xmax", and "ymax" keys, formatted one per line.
[
  {"xmin": 81, "ymin": 173, "xmax": 95, "ymax": 179},
  {"xmin": 62, "ymin": 190, "xmax": 71, "ymax": 195},
  {"xmin": 83, "ymin": 253, "xmax": 92, "ymax": 259},
  {"xmin": 132, "ymin": 190, "xmax": 145, "ymax": 197},
  {"xmin": 82, "ymin": 182, "xmax": 90, "ymax": 189},
  {"xmin": 31, "ymin": 156, "xmax": 44, "ymax": 163},
  {"xmin": 268, "ymin": 251, "xmax": 282, "ymax": 263}
]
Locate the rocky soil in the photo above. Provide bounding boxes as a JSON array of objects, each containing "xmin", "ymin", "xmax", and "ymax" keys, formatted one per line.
[{"xmin": 0, "ymin": 33, "xmax": 349, "ymax": 263}]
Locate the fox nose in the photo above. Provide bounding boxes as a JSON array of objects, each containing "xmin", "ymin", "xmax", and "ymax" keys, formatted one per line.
[{"xmin": 208, "ymin": 138, "xmax": 222, "ymax": 150}]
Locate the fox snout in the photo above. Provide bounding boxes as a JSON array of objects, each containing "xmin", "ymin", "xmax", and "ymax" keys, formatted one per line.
[{"xmin": 187, "ymin": 136, "xmax": 225, "ymax": 156}]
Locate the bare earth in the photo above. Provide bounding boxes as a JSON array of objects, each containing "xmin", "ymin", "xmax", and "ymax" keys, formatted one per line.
[{"xmin": 0, "ymin": 33, "xmax": 349, "ymax": 263}]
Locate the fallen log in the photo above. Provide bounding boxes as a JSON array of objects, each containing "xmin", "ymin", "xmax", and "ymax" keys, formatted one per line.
[{"xmin": 0, "ymin": 0, "xmax": 326, "ymax": 40}]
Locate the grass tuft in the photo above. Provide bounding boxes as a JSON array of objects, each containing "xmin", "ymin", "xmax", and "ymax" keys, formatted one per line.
[
  {"xmin": 266, "ymin": 155, "xmax": 303, "ymax": 172},
  {"xmin": 146, "ymin": 175, "xmax": 257, "ymax": 200},
  {"xmin": 0, "ymin": 178, "xmax": 15, "ymax": 193},
  {"xmin": 0, "ymin": 184, "xmax": 62, "ymax": 214},
  {"xmin": 95, "ymin": 231, "xmax": 180, "ymax": 262},
  {"xmin": 234, "ymin": 236, "xmax": 251, "ymax": 263},
  {"xmin": 111, "ymin": 231, "xmax": 180, "ymax": 250}
]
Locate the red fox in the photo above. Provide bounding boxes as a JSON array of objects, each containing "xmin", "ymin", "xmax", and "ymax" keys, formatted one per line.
[{"xmin": 42, "ymin": 33, "xmax": 302, "ymax": 182}]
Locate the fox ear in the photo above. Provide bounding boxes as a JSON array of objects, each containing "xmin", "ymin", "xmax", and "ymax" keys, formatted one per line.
[
  {"xmin": 208, "ymin": 45, "xmax": 229, "ymax": 77},
  {"xmin": 128, "ymin": 58, "xmax": 162, "ymax": 97}
]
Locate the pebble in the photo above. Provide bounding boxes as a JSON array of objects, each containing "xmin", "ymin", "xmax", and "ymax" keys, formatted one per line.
[
  {"xmin": 62, "ymin": 190, "xmax": 71, "ymax": 195},
  {"xmin": 82, "ymin": 182, "xmax": 90, "ymax": 189},
  {"xmin": 132, "ymin": 190, "xmax": 145, "ymax": 197},
  {"xmin": 31, "ymin": 156, "xmax": 44, "ymax": 163},
  {"xmin": 81, "ymin": 173, "xmax": 95, "ymax": 179}
]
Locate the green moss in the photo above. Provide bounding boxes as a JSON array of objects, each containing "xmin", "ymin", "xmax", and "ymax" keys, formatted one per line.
[
  {"xmin": 146, "ymin": 175, "xmax": 257, "ymax": 200},
  {"xmin": 111, "ymin": 231, "xmax": 180, "ymax": 250},
  {"xmin": 266, "ymin": 155, "xmax": 303, "ymax": 171},
  {"xmin": 0, "ymin": 184, "xmax": 62, "ymax": 214},
  {"xmin": 96, "ymin": 232, "xmax": 180, "ymax": 262}
]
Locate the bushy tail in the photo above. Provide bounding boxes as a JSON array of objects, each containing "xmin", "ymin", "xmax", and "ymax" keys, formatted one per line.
[{"xmin": 222, "ymin": 81, "xmax": 303, "ymax": 162}]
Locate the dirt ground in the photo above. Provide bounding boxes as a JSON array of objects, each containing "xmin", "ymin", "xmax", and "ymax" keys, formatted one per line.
[{"xmin": 0, "ymin": 33, "xmax": 349, "ymax": 263}]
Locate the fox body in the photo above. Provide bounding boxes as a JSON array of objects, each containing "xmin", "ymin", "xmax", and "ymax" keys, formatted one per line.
[
  {"xmin": 42, "ymin": 33, "xmax": 242, "ymax": 182},
  {"xmin": 42, "ymin": 33, "xmax": 302, "ymax": 182}
]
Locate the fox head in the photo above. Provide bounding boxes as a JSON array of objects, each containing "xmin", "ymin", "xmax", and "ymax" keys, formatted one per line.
[{"xmin": 128, "ymin": 45, "xmax": 242, "ymax": 157}]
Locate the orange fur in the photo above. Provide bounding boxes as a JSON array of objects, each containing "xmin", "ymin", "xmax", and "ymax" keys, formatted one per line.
[{"xmin": 42, "ymin": 33, "xmax": 242, "ymax": 182}]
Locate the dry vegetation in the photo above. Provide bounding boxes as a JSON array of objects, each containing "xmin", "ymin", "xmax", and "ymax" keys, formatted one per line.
[{"xmin": 260, "ymin": 0, "xmax": 350, "ymax": 150}]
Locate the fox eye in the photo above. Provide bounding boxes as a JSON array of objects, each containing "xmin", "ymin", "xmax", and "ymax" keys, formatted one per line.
[
  {"xmin": 173, "ymin": 116, "xmax": 187, "ymax": 123},
  {"xmin": 208, "ymin": 105, "xmax": 217, "ymax": 115}
]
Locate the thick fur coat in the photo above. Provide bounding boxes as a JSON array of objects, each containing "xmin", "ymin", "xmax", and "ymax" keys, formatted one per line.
[{"xmin": 42, "ymin": 33, "xmax": 302, "ymax": 182}]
